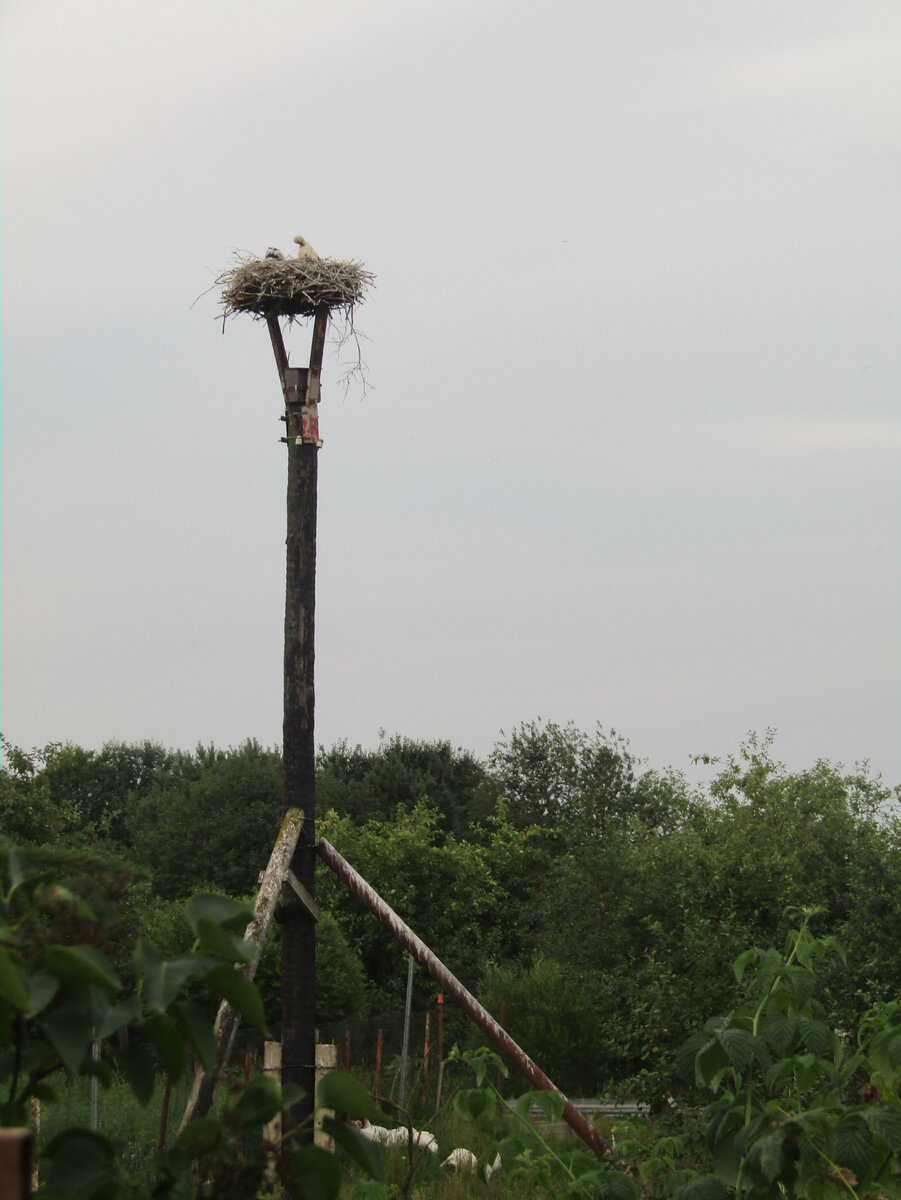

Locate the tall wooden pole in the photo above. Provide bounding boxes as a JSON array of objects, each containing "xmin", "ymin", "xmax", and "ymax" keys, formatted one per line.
[{"xmin": 271, "ymin": 308, "xmax": 328, "ymax": 1140}]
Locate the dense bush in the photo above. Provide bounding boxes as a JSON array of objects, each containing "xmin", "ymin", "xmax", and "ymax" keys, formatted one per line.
[
  {"xmin": 3, "ymin": 723, "xmax": 898, "ymax": 1100},
  {"xmin": 0, "ymin": 843, "xmax": 390, "ymax": 1199}
]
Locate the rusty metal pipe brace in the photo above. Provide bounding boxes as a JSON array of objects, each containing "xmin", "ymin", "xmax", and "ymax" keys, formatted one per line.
[{"xmin": 315, "ymin": 837, "xmax": 611, "ymax": 1156}]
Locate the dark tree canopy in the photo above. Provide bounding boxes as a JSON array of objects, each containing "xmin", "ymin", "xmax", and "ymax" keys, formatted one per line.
[
  {"xmin": 315, "ymin": 733, "xmax": 491, "ymax": 838},
  {"xmin": 3, "ymin": 722, "xmax": 899, "ymax": 1096}
]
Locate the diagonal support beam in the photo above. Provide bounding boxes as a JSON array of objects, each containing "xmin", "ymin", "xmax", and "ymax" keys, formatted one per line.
[
  {"xmin": 286, "ymin": 870, "xmax": 320, "ymax": 921},
  {"xmin": 315, "ymin": 836, "xmax": 611, "ymax": 1156},
  {"xmin": 178, "ymin": 808, "xmax": 304, "ymax": 1131}
]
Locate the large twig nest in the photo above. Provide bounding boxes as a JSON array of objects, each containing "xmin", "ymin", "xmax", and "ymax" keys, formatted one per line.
[{"xmin": 217, "ymin": 252, "xmax": 374, "ymax": 322}]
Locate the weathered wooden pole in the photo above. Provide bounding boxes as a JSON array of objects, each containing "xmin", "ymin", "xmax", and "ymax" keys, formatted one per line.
[
  {"xmin": 275, "ymin": 307, "xmax": 329, "ymax": 1139},
  {"xmin": 215, "ymin": 244, "xmax": 372, "ymax": 1151}
]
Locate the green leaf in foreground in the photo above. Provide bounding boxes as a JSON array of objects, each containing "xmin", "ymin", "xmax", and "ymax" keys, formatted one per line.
[
  {"xmin": 455, "ymin": 1086, "xmax": 494, "ymax": 1121},
  {"xmin": 865, "ymin": 1102, "xmax": 901, "ymax": 1151},
  {"xmin": 43, "ymin": 944, "xmax": 120, "ymax": 991},
  {"xmin": 118, "ymin": 1041, "xmax": 157, "ymax": 1106},
  {"xmin": 288, "ymin": 1144, "xmax": 343, "ymax": 1200},
  {"xmin": 137, "ymin": 940, "xmax": 212, "ymax": 1011},
  {"xmin": 0, "ymin": 947, "xmax": 29, "ymax": 1012},
  {"xmin": 175, "ymin": 1115, "xmax": 223, "ymax": 1156},
  {"xmin": 205, "ymin": 962, "xmax": 266, "ymax": 1030},
  {"xmin": 42, "ymin": 1008, "xmax": 91, "ymax": 1074},
  {"xmin": 322, "ymin": 1116, "xmax": 386, "ymax": 1180},
  {"xmin": 234, "ymin": 1073, "xmax": 282, "ymax": 1126},
  {"xmin": 184, "ymin": 892, "xmax": 253, "ymax": 936},
  {"xmin": 195, "ymin": 915, "xmax": 254, "ymax": 963},
  {"xmin": 317, "ymin": 1069, "xmax": 386, "ymax": 1123},
  {"xmin": 42, "ymin": 1129, "xmax": 117, "ymax": 1199},
  {"xmin": 674, "ymin": 1175, "xmax": 730, "ymax": 1200},
  {"xmin": 170, "ymin": 999, "xmax": 218, "ymax": 1073},
  {"xmin": 529, "ymin": 1088, "xmax": 566, "ymax": 1122},
  {"xmin": 143, "ymin": 1012, "xmax": 186, "ymax": 1082}
]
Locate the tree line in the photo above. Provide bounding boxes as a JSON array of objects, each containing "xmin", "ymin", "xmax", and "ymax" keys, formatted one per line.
[{"xmin": 2, "ymin": 722, "xmax": 899, "ymax": 1097}]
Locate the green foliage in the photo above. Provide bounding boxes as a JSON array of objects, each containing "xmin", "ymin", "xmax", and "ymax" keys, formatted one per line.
[
  {"xmin": 253, "ymin": 908, "xmax": 373, "ymax": 1025},
  {"xmin": 450, "ymin": 1046, "xmax": 638, "ymax": 1200},
  {"xmin": 317, "ymin": 801, "xmax": 552, "ymax": 1010},
  {"xmin": 676, "ymin": 908, "xmax": 901, "ymax": 1200},
  {"xmin": 126, "ymin": 740, "xmax": 283, "ymax": 899},
  {"xmin": 0, "ymin": 843, "xmax": 385, "ymax": 1199},
  {"xmin": 316, "ymin": 732, "xmax": 491, "ymax": 838},
  {"xmin": 479, "ymin": 958, "xmax": 606, "ymax": 1094},
  {"xmin": 488, "ymin": 719, "xmax": 688, "ymax": 846},
  {"xmin": 5, "ymin": 723, "xmax": 900, "ymax": 1103},
  {"xmin": 0, "ymin": 736, "xmax": 179, "ymax": 848},
  {"xmin": 518, "ymin": 734, "xmax": 901, "ymax": 1095}
]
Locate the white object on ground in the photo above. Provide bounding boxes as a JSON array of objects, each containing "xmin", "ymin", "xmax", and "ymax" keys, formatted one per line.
[
  {"xmin": 442, "ymin": 1147, "xmax": 479, "ymax": 1172},
  {"xmin": 384, "ymin": 1126, "xmax": 438, "ymax": 1152},
  {"xmin": 356, "ymin": 1120, "xmax": 390, "ymax": 1143}
]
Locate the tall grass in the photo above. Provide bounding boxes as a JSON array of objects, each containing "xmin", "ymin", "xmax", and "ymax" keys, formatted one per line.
[{"xmin": 32, "ymin": 1070, "xmax": 669, "ymax": 1198}]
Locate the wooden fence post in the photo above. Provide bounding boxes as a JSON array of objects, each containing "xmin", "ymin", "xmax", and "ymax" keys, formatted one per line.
[
  {"xmin": 0, "ymin": 1130, "xmax": 33, "ymax": 1200},
  {"xmin": 262, "ymin": 1040, "xmax": 282, "ymax": 1187},
  {"xmin": 314, "ymin": 1044, "xmax": 338, "ymax": 1150}
]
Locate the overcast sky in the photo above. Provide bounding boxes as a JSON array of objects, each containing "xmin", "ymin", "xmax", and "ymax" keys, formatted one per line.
[{"xmin": 2, "ymin": 1, "xmax": 899, "ymax": 787}]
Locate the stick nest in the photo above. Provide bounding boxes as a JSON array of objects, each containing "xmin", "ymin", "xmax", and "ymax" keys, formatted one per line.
[{"xmin": 217, "ymin": 254, "xmax": 375, "ymax": 321}]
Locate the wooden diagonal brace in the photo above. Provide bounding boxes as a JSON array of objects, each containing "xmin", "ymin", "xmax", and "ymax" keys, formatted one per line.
[
  {"xmin": 178, "ymin": 808, "xmax": 304, "ymax": 1131},
  {"xmin": 286, "ymin": 869, "xmax": 320, "ymax": 921}
]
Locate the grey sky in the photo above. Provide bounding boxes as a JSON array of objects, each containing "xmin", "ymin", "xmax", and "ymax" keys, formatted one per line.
[{"xmin": 2, "ymin": 1, "xmax": 899, "ymax": 785}]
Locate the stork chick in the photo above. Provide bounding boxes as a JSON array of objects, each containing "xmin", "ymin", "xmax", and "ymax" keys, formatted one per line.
[{"xmin": 293, "ymin": 234, "xmax": 320, "ymax": 262}]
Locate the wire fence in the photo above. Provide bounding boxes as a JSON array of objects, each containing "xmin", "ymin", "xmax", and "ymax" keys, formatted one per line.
[{"xmin": 315, "ymin": 1003, "xmax": 478, "ymax": 1111}]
